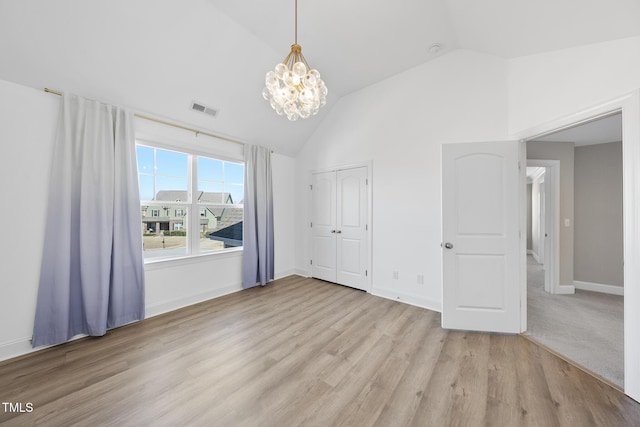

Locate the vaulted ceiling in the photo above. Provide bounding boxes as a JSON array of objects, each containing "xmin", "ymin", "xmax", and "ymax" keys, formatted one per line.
[{"xmin": 1, "ymin": 0, "xmax": 639, "ymax": 155}]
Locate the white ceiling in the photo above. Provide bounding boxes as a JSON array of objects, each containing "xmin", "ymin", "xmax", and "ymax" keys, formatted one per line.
[{"xmin": 1, "ymin": 0, "xmax": 639, "ymax": 155}]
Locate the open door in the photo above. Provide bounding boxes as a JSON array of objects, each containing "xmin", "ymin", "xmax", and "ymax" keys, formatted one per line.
[{"xmin": 442, "ymin": 141, "xmax": 523, "ymax": 333}]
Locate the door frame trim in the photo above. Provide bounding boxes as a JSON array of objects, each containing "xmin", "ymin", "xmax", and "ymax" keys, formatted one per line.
[
  {"xmin": 526, "ymin": 159, "xmax": 562, "ymax": 295},
  {"xmin": 513, "ymin": 90, "xmax": 640, "ymax": 401}
]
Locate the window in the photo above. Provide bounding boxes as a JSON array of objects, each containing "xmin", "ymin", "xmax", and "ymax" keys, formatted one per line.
[{"xmin": 136, "ymin": 143, "xmax": 244, "ymax": 260}]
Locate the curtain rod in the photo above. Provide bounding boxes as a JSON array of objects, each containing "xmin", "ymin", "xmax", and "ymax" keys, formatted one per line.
[{"xmin": 44, "ymin": 88, "xmax": 245, "ymax": 146}]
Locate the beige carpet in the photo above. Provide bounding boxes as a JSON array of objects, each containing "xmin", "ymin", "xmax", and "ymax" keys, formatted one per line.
[{"xmin": 524, "ymin": 255, "xmax": 624, "ymax": 388}]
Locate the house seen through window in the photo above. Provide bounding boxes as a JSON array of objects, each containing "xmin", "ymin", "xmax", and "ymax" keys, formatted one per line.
[{"xmin": 136, "ymin": 143, "xmax": 244, "ymax": 259}]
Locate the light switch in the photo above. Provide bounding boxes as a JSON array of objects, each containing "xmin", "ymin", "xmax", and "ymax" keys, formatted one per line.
[{"xmin": 564, "ymin": 218, "xmax": 570, "ymax": 227}]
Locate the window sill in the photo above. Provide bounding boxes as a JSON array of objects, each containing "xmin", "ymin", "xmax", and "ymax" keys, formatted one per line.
[{"xmin": 143, "ymin": 247, "xmax": 243, "ymax": 271}]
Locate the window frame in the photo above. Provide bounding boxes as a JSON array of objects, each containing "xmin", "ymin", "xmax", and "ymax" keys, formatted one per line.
[{"xmin": 136, "ymin": 140, "xmax": 245, "ymax": 263}]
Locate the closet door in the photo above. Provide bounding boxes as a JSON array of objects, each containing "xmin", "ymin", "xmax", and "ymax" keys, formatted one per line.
[
  {"xmin": 311, "ymin": 167, "xmax": 369, "ymax": 291},
  {"xmin": 336, "ymin": 167, "xmax": 368, "ymax": 290},
  {"xmin": 311, "ymin": 171, "xmax": 337, "ymax": 282}
]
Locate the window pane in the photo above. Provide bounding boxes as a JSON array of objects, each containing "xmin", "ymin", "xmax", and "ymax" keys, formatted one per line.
[
  {"xmin": 156, "ymin": 149, "xmax": 188, "ymax": 177},
  {"xmin": 138, "ymin": 174, "xmax": 155, "ymax": 201},
  {"xmin": 198, "ymin": 181, "xmax": 224, "ymax": 196},
  {"xmin": 137, "ymin": 146, "xmax": 189, "ymax": 202},
  {"xmin": 199, "ymin": 205, "xmax": 243, "ymax": 252},
  {"xmin": 137, "ymin": 146, "xmax": 154, "ymax": 174},
  {"xmin": 155, "ymin": 176, "xmax": 188, "ymax": 201},
  {"xmin": 225, "ymin": 162, "xmax": 244, "ymax": 184},
  {"xmin": 142, "ymin": 205, "xmax": 188, "ymax": 258},
  {"xmin": 226, "ymin": 183, "xmax": 244, "ymax": 205},
  {"xmin": 198, "ymin": 157, "xmax": 223, "ymax": 182}
]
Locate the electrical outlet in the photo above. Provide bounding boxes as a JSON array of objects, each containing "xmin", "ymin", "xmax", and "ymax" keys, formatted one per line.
[
  {"xmin": 393, "ymin": 271, "xmax": 399, "ymax": 280},
  {"xmin": 417, "ymin": 274, "xmax": 424, "ymax": 284}
]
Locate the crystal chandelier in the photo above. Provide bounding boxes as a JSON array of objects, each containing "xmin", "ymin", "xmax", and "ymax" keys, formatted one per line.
[{"xmin": 262, "ymin": 0, "xmax": 327, "ymax": 121}]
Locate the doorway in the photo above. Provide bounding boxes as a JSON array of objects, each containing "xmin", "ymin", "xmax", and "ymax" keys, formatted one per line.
[
  {"xmin": 526, "ymin": 160, "xmax": 561, "ymax": 294},
  {"xmin": 524, "ymin": 113, "xmax": 624, "ymax": 388}
]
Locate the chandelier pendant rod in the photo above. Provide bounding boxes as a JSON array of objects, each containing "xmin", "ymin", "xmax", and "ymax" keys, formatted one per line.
[{"xmin": 295, "ymin": 0, "xmax": 298, "ymax": 45}]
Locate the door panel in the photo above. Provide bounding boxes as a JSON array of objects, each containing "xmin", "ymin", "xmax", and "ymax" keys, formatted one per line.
[
  {"xmin": 339, "ymin": 239, "xmax": 361, "ymax": 274},
  {"xmin": 442, "ymin": 141, "xmax": 521, "ymax": 333},
  {"xmin": 336, "ymin": 167, "xmax": 368, "ymax": 290},
  {"xmin": 456, "ymin": 254, "xmax": 505, "ymax": 309},
  {"xmin": 456, "ymin": 155, "xmax": 504, "ymax": 234},
  {"xmin": 340, "ymin": 175, "xmax": 361, "ymax": 227},
  {"xmin": 311, "ymin": 172, "xmax": 336, "ymax": 282}
]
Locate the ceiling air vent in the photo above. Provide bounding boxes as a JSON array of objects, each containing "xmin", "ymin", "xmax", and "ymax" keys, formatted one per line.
[{"xmin": 190, "ymin": 101, "xmax": 218, "ymax": 118}]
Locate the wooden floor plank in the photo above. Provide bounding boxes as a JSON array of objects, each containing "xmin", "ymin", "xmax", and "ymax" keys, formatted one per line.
[{"xmin": 1, "ymin": 276, "xmax": 639, "ymax": 426}]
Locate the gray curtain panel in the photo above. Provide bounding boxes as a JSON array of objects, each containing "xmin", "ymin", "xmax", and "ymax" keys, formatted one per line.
[
  {"xmin": 32, "ymin": 94, "xmax": 145, "ymax": 347},
  {"xmin": 242, "ymin": 145, "xmax": 274, "ymax": 288}
]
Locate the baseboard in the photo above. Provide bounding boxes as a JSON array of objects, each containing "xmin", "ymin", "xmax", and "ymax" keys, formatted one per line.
[
  {"xmin": 0, "ymin": 284, "xmax": 245, "ymax": 364},
  {"xmin": 146, "ymin": 283, "xmax": 243, "ymax": 318},
  {"xmin": 574, "ymin": 280, "xmax": 624, "ymax": 296},
  {"xmin": 275, "ymin": 269, "xmax": 296, "ymax": 280},
  {"xmin": 555, "ymin": 284, "xmax": 576, "ymax": 295},
  {"xmin": 371, "ymin": 287, "xmax": 441, "ymax": 313},
  {"xmin": 530, "ymin": 251, "xmax": 541, "ymax": 264},
  {"xmin": 0, "ymin": 333, "xmax": 88, "ymax": 363},
  {"xmin": 0, "ymin": 337, "xmax": 37, "ymax": 362},
  {"xmin": 294, "ymin": 268, "xmax": 311, "ymax": 277}
]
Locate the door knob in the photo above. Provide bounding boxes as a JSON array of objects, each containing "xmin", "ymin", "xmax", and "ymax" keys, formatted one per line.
[
  {"xmin": 336, "ymin": 230, "xmax": 342, "ymax": 234},
  {"xmin": 443, "ymin": 242, "xmax": 453, "ymax": 249},
  {"xmin": 331, "ymin": 230, "xmax": 336, "ymax": 233}
]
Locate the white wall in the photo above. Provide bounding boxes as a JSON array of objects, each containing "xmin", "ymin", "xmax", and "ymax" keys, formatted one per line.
[
  {"xmin": 0, "ymin": 80, "xmax": 58, "ymax": 361},
  {"xmin": 295, "ymin": 50, "xmax": 509, "ymax": 311},
  {"xmin": 509, "ymin": 35, "xmax": 640, "ymax": 135},
  {"xmin": 0, "ymin": 79, "xmax": 296, "ymax": 361},
  {"xmin": 574, "ymin": 141, "xmax": 624, "ymax": 288},
  {"xmin": 272, "ymin": 153, "xmax": 297, "ymax": 279}
]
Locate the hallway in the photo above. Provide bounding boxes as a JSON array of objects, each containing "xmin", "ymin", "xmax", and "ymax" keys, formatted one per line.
[{"xmin": 524, "ymin": 256, "xmax": 624, "ymax": 388}]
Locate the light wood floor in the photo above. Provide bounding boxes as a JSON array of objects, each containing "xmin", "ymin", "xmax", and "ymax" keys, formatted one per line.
[{"xmin": 1, "ymin": 276, "xmax": 639, "ymax": 426}]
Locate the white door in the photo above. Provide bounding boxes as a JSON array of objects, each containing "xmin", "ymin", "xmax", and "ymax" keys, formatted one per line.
[
  {"xmin": 442, "ymin": 141, "xmax": 522, "ymax": 333},
  {"xmin": 311, "ymin": 171, "xmax": 336, "ymax": 282},
  {"xmin": 336, "ymin": 167, "xmax": 368, "ymax": 290},
  {"xmin": 311, "ymin": 167, "xmax": 369, "ymax": 291}
]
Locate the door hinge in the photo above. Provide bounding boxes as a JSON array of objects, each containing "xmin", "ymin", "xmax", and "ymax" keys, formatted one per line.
[
  {"xmin": 310, "ymin": 184, "xmax": 313, "ymax": 190},
  {"xmin": 366, "ymin": 224, "xmax": 368, "ymax": 231},
  {"xmin": 310, "ymin": 259, "xmax": 313, "ymax": 265},
  {"xmin": 365, "ymin": 270, "xmax": 368, "ymax": 277},
  {"xmin": 366, "ymin": 178, "xmax": 368, "ymax": 185},
  {"xmin": 518, "ymin": 161, "xmax": 521, "ymax": 171},
  {"xmin": 310, "ymin": 222, "xmax": 313, "ymax": 228}
]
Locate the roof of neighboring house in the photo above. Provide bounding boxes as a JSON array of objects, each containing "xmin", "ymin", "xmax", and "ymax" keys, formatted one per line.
[
  {"xmin": 198, "ymin": 191, "xmax": 233, "ymax": 204},
  {"xmin": 154, "ymin": 190, "xmax": 234, "ymax": 204},
  {"xmin": 209, "ymin": 207, "xmax": 243, "ymax": 234},
  {"xmin": 206, "ymin": 206, "xmax": 243, "ymax": 247}
]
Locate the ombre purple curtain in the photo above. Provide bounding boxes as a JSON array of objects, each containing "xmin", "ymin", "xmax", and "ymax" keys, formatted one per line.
[
  {"xmin": 242, "ymin": 145, "xmax": 274, "ymax": 288},
  {"xmin": 32, "ymin": 94, "xmax": 145, "ymax": 347}
]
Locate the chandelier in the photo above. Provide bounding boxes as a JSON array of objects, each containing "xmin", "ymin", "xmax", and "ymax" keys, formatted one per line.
[{"xmin": 262, "ymin": 0, "xmax": 327, "ymax": 121}]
